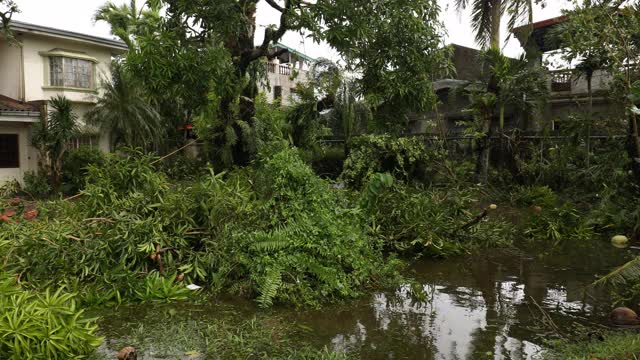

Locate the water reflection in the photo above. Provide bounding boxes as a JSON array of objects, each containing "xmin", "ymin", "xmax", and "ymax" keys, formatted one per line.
[
  {"xmin": 314, "ymin": 244, "xmax": 629, "ymax": 359},
  {"xmin": 94, "ymin": 242, "xmax": 632, "ymax": 359}
]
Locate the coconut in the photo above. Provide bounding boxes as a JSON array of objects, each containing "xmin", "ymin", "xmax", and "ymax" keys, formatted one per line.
[{"xmin": 611, "ymin": 235, "xmax": 630, "ymax": 248}]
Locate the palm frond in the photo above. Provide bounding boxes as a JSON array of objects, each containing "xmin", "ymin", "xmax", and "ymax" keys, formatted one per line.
[{"xmin": 593, "ymin": 256, "xmax": 640, "ymax": 287}]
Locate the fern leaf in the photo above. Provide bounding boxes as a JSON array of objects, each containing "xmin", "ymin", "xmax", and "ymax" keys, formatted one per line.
[
  {"xmin": 257, "ymin": 268, "xmax": 282, "ymax": 308},
  {"xmin": 593, "ymin": 256, "xmax": 640, "ymax": 287}
]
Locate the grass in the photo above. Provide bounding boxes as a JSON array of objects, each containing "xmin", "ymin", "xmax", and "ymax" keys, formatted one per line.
[{"xmin": 545, "ymin": 331, "xmax": 640, "ymax": 360}]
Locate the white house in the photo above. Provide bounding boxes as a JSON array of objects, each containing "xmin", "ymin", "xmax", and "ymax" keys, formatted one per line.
[
  {"xmin": 264, "ymin": 43, "xmax": 315, "ymax": 106},
  {"xmin": 0, "ymin": 20, "xmax": 127, "ymax": 183}
]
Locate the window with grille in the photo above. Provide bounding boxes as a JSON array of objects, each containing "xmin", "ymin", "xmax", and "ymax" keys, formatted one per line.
[
  {"xmin": 0, "ymin": 134, "xmax": 19, "ymax": 168},
  {"xmin": 49, "ymin": 57, "xmax": 94, "ymax": 89},
  {"xmin": 66, "ymin": 136, "xmax": 99, "ymax": 150}
]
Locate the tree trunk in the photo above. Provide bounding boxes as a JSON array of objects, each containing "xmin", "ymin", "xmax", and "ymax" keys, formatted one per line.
[
  {"xmin": 586, "ymin": 74, "xmax": 593, "ymax": 168},
  {"xmin": 475, "ymin": 113, "xmax": 493, "ymax": 184},
  {"xmin": 629, "ymin": 112, "xmax": 640, "ymax": 182},
  {"xmin": 474, "ymin": 0, "xmax": 502, "ymax": 184}
]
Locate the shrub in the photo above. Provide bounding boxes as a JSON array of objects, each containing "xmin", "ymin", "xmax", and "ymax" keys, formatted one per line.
[
  {"xmin": 23, "ymin": 170, "xmax": 51, "ymax": 198},
  {"xmin": 0, "ymin": 147, "xmax": 403, "ymax": 308},
  {"xmin": 61, "ymin": 146, "xmax": 105, "ymax": 194},
  {"xmin": 363, "ymin": 180, "xmax": 515, "ymax": 257},
  {"xmin": 523, "ymin": 202, "xmax": 594, "ymax": 245},
  {"xmin": 341, "ymin": 135, "xmax": 431, "ymax": 188},
  {"xmin": 209, "ymin": 148, "xmax": 402, "ymax": 307},
  {"xmin": 0, "ymin": 273, "xmax": 102, "ymax": 359},
  {"xmin": 156, "ymin": 153, "xmax": 208, "ymax": 181},
  {"xmin": 509, "ymin": 185, "xmax": 558, "ymax": 208}
]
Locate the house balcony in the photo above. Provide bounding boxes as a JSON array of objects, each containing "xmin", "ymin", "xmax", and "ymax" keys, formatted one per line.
[{"xmin": 548, "ymin": 69, "xmax": 612, "ymax": 98}]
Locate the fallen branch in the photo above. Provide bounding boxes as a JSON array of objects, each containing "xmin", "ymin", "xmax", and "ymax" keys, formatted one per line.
[
  {"xmin": 458, "ymin": 209, "xmax": 489, "ymax": 232},
  {"xmin": 64, "ymin": 140, "xmax": 199, "ymax": 202},
  {"xmin": 151, "ymin": 139, "xmax": 199, "ymax": 165},
  {"xmin": 83, "ymin": 217, "xmax": 115, "ymax": 224}
]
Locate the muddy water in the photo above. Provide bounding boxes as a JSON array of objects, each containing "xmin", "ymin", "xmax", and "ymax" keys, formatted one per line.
[{"xmin": 94, "ymin": 241, "xmax": 633, "ymax": 359}]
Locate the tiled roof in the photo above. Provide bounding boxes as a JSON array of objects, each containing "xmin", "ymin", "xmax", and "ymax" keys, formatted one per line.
[{"xmin": 0, "ymin": 95, "xmax": 40, "ymax": 113}]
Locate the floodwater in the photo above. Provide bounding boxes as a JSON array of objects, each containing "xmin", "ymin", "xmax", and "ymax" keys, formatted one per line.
[{"xmin": 93, "ymin": 240, "xmax": 634, "ymax": 359}]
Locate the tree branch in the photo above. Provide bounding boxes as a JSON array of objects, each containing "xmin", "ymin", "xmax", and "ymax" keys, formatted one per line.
[
  {"xmin": 267, "ymin": 47, "xmax": 289, "ymax": 60},
  {"xmin": 264, "ymin": 0, "xmax": 284, "ymax": 12},
  {"xmin": 249, "ymin": 0, "xmax": 291, "ymax": 61}
]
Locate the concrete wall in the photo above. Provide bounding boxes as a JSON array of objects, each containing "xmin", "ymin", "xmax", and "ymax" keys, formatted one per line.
[
  {"xmin": 0, "ymin": 121, "xmax": 39, "ymax": 184},
  {"xmin": 0, "ymin": 31, "xmax": 116, "ymax": 184},
  {"xmin": 262, "ymin": 59, "xmax": 310, "ymax": 106},
  {"xmin": 0, "ymin": 39, "xmax": 22, "ymax": 100},
  {"xmin": 17, "ymin": 32, "xmax": 113, "ymax": 104}
]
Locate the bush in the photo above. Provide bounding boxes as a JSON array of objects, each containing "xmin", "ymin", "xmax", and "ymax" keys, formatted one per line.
[
  {"xmin": 0, "ymin": 147, "xmax": 403, "ymax": 308},
  {"xmin": 156, "ymin": 153, "xmax": 207, "ymax": 181},
  {"xmin": 23, "ymin": 170, "xmax": 51, "ymax": 198},
  {"xmin": 341, "ymin": 135, "xmax": 431, "ymax": 188},
  {"xmin": 0, "ymin": 273, "xmax": 102, "ymax": 359},
  {"xmin": 523, "ymin": 202, "xmax": 594, "ymax": 245},
  {"xmin": 363, "ymin": 179, "xmax": 515, "ymax": 257},
  {"xmin": 509, "ymin": 185, "xmax": 558, "ymax": 208},
  {"xmin": 61, "ymin": 146, "xmax": 105, "ymax": 194}
]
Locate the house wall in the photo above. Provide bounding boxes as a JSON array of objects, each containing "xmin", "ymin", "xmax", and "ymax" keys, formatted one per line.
[
  {"xmin": 0, "ymin": 122, "xmax": 39, "ymax": 184},
  {"xmin": 18, "ymin": 33, "xmax": 113, "ymax": 104},
  {"xmin": 262, "ymin": 60, "xmax": 309, "ymax": 106},
  {"xmin": 0, "ymin": 30, "xmax": 118, "ymax": 184},
  {"xmin": 0, "ymin": 39, "xmax": 22, "ymax": 100}
]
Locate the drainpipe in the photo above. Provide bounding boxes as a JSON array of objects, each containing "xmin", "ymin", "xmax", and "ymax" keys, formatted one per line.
[{"xmin": 19, "ymin": 43, "xmax": 25, "ymax": 101}]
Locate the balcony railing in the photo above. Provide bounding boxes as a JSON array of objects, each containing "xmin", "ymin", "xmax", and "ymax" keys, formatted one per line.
[
  {"xmin": 550, "ymin": 70, "xmax": 572, "ymax": 92},
  {"xmin": 268, "ymin": 63, "xmax": 292, "ymax": 76}
]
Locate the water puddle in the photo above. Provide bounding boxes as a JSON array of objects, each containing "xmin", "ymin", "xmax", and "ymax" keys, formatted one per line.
[{"xmin": 93, "ymin": 240, "xmax": 633, "ymax": 359}]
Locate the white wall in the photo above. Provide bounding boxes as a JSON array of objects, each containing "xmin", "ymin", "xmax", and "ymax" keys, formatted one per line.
[
  {"xmin": 0, "ymin": 122, "xmax": 39, "ymax": 184},
  {"xmin": 0, "ymin": 39, "xmax": 22, "ymax": 100},
  {"xmin": 18, "ymin": 33, "xmax": 113, "ymax": 104}
]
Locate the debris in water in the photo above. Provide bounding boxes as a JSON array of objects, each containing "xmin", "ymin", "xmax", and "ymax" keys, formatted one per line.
[{"xmin": 611, "ymin": 235, "xmax": 629, "ymax": 248}]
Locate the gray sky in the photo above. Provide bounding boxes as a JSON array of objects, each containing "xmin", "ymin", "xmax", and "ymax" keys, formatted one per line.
[{"xmin": 12, "ymin": 0, "xmax": 573, "ymax": 59}]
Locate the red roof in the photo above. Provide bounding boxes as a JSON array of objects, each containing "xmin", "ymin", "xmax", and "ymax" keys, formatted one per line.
[
  {"xmin": 0, "ymin": 95, "xmax": 40, "ymax": 112},
  {"xmin": 513, "ymin": 15, "xmax": 569, "ymax": 32}
]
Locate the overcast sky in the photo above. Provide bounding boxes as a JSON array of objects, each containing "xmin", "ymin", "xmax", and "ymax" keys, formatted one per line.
[{"xmin": 12, "ymin": 0, "xmax": 573, "ymax": 60}]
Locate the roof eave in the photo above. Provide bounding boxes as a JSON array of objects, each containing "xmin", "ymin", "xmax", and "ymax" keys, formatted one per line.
[{"xmin": 10, "ymin": 21, "xmax": 128, "ymax": 54}]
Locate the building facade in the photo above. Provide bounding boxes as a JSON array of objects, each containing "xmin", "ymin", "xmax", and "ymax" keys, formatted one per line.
[
  {"xmin": 0, "ymin": 21, "xmax": 127, "ymax": 183},
  {"xmin": 263, "ymin": 43, "xmax": 314, "ymax": 106}
]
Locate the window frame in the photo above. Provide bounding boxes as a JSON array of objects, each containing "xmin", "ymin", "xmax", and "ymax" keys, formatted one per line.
[
  {"xmin": 40, "ymin": 50, "xmax": 98, "ymax": 92},
  {"xmin": 0, "ymin": 134, "xmax": 20, "ymax": 169}
]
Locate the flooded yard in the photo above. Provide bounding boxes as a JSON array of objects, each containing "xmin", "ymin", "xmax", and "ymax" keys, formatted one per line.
[{"xmin": 94, "ymin": 240, "xmax": 633, "ymax": 359}]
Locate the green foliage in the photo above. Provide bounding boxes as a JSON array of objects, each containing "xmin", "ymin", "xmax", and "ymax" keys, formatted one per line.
[
  {"xmin": 523, "ymin": 203, "xmax": 594, "ymax": 245},
  {"xmin": 86, "ymin": 64, "xmax": 164, "ymax": 150},
  {"xmin": 32, "ymin": 95, "xmax": 78, "ymax": 190},
  {"xmin": 61, "ymin": 146, "xmax": 106, "ymax": 194},
  {"xmin": 93, "ymin": 307, "xmax": 350, "ymax": 360},
  {"xmin": 364, "ymin": 182, "xmax": 515, "ymax": 257},
  {"xmin": 134, "ymin": 272, "xmax": 192, "ymax": 303},
  {"xmin": 341, "ymin": 135, "xmax": 431, "ymax": 188},
  {"xmin": 0, "ymin": 273, "xmax": 102, "ymax": 359},
  {"xmin": 156, "ymin": 153, "xmax": 207, "ymax": 182},
  {"xmin": 544, "ymin": 331, "xmax": 640, "ymax": 360},
  {"xmin": 0, "ymin": 147, "xmax": 402, "ymax": 308},
  {"xmin": 23, "ymin": 171, "xmax": 52, "ymax": 199},
  {"xmin": 509, "ymin": 185, "xmax": 558, "ymax": 208}
]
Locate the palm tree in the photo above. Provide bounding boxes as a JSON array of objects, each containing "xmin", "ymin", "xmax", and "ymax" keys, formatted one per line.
[
  {"xmin": 455, "ymin": 0, "xmax": 539, "ymax": 183},
  {"xmin": 94, "ymin": 0, "xmax": 161, "ymax": 48},
  {"xmin": 32, "ymin": 96, "xmax": 78, "ymax": 190},
  {"xmin": 455, "ymin": 0, "xmax": 537, "ymax": 50},
  {"xmin": 85, "ymin": 64, "xmax": 164, "ymax": 151}
]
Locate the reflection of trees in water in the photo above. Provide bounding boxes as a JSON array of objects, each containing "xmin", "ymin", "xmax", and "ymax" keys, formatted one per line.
[{"xmin": 325, "ymin": 248, "xmax": 618, "ymax": 359}]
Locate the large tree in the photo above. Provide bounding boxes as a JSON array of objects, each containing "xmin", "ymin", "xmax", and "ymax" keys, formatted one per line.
[
  {"xmin": 558, "ymin": 0, "xmax": 640, "ymax": 182},
  {"xmin": 97, "ymin": 0, "xmax": 450, "ymax": 166},
  {"xmin": 455, "ymin": 0, "xmax": 545, "ymax": 183}
]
